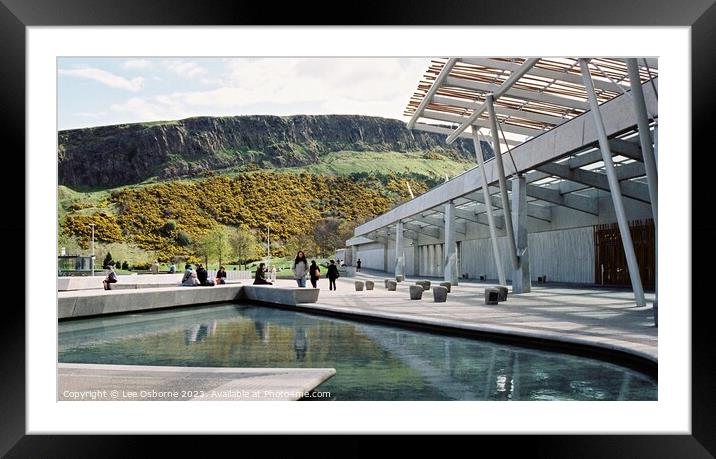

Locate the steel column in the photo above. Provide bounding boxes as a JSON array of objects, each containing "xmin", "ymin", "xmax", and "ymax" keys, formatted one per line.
[
  {"xmin": 580, "ymin": 59, "xmax": 646, "ymax": 306},
  {"xmin": 395, "ymin": 220, "xmax": 405, "ymax": 278},
  {"xmin": 472, "ymin": 130, "xmax": 507, "ymax": 285},
  {"xmin": 511, "ymin": 175, "xmax": 531, "ymax": 293},
  {"xmin": 444, "ymin": 202, "xmax": 459, "ymax": 285}
]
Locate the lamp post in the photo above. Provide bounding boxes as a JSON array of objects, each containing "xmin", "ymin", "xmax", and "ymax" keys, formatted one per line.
[
  {"xmin": 89, "ymin": 223, "xmax": 96, "ymax": 276},
  {"xmin": 266, "ymin": 223, "xmax": 271, "ymax": 266}
]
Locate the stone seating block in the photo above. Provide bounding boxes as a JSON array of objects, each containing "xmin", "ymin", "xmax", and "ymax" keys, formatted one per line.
[
  {"xmin": 365, "ymin": 281, "xmax": 374, "ymax": 290},
  {"xmin": 395, "ymin": 275, "xmax": 405, "ymax": 282},
  {"xmin": 495, "ymin": 285, "xmax": 508, "ymax": 302},
  {"xmin": 485, "ymin": 288, "xmax": 500, "ymax": 305},
  {"xmin": 386, "ymin": 280, "xmax": 397, "ymax": 291},
  {"xmin": 354, "ymin": 281, "xmax": 365, "ymax": 291},
  {"xmin": 416, "ymin": 280, "xmax": 431, "ymax": 291},
  {"xmin": 409, "ymin": 285, "xmax": 424, "ymax": 300},
  {"xmin": 432, "ymin": 286, "xmax": 448, "ymax": 303},
  {"xmin": 439, "ymin": 282, "xmax": 452, "ymax": 293}
]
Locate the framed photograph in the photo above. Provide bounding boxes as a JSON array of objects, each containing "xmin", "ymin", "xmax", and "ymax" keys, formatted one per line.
[{"xmin": 5, "ymin": 0, "xmax": 713, "ymax": 455}]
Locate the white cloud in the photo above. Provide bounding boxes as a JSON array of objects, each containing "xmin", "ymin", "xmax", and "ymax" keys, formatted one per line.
[
  {"xmin": 66, "ymin": 58, "xmax": 432, "ymax": 126},
  {"xmin": 163, "ymin": 60, "xmax": 208, "ymax": 79},
  {"xmin": 122, "ymin": 59, "xmax": 152, "ymax": 70},
  {"xmin": 59, "ymin": 68, "xmax": 144, "ymax": 92}
]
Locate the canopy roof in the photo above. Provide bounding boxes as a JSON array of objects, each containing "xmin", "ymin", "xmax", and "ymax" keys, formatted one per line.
[{"xmin": 405, "ymin": 58, "xmax": 658, "ymax": 148}]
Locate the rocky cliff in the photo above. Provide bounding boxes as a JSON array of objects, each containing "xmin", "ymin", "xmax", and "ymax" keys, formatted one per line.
[{"xmin": 58, "ymin": 115, "xmax": 475, "ymax": 189}]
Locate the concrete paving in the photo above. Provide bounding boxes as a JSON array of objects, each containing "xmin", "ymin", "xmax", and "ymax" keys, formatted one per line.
[
  {"xmin": 285, "ymin": 270, "xmax": 658, "ymax": 362},
  {"xmin": 58, "ymin": 363, "xmax": 335, "ymax": 401}
]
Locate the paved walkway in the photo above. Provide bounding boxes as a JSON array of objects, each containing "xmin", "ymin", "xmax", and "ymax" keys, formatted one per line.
[
  {"xmin": 58, "ymin": 363, "xmax": 335, "ymax": 401},
  {"xmin": 275, "ymin": 271, "xmax": 657, "ymax": 362}
]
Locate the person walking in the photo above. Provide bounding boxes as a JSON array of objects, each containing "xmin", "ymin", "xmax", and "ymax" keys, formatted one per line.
[
  {"xmin": 356, "ymin": 258, "xmax": 362, "ymax": 272},
  {"xmin": 270, "ymin": 265, "xmax": 277, "ymax": 282},
  {"xmin": 292, "ymin": 251, "xmax": 309, "ymax": 287},
  {"xmin": 309, "ymin": 260, "xmax": 321, "ymax": 288},
  {"xmin": 327, "ymin": 259, "xmax": 339, "ymax": 291}
]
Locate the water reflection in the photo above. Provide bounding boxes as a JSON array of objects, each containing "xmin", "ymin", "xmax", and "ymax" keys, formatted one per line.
[
  {"xmin": 58, "ymin": 304, "xmax": 657, "ymax": 401},
  {"xmin": 184, "ymin": 321, "xmax": 218, "ymax": 345}
]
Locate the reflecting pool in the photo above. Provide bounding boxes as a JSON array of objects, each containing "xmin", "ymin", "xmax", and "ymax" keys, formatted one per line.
[{"xmin": 58, "ymin": 304, "xmax": 657, "ymax": 401}]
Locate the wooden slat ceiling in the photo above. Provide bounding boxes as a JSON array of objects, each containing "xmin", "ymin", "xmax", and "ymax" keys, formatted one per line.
[{"xmin": 405, "ymin": 57, "xmax": 658, "ymax": 138}]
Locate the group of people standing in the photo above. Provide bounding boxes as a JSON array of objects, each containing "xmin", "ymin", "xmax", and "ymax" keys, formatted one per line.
[{"xmin": 290, "ymin": 251, "xmax": 340, "ymax": 290}]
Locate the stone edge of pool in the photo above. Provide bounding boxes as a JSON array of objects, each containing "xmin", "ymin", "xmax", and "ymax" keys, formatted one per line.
[
  {"xmin": 285, "ymin": 302, "xmax": 658, "ymax": 375},
  {"xmin": 57, "ymin": 363, "xmax": 336, "ymax": 401}
]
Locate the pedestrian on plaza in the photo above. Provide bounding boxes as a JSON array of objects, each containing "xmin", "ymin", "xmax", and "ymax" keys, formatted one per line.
[
  {"xmin": 327, "ymin": 259, "xmax": 339, "ymax": 291},
  {"xmin": 309, "ymin": 260, "xmax": 321, "ymax": 288},
  {"xmin": 292, "ymin": 250, "xmax": 309, "ymax": 287}
]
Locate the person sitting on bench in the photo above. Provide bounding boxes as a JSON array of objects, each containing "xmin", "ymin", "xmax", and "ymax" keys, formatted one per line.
[
  {"xmin": 102, "ymin": 264, "xmax": 118, "ymax": 290},
  {"xmin": 253, "ymin": 263, "xmax": 273, "ymax": 285}
]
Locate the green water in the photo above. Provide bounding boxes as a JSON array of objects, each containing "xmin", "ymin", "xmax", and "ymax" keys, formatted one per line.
[{"xmin": 58, "ymin": 304, "xmax": 657, "ymax": 401}]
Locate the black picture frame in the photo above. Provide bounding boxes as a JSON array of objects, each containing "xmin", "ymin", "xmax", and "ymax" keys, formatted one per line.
[{"xmin": 3, "ymin": 0, "xmax": 713, "ymax": 455}]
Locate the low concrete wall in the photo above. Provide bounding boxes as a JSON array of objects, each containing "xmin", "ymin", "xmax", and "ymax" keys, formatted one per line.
[
  {"xmin": 58, "ymin": 285, "xmax": 321, "ymax": 319},
  {"xmin": 238, "ymin": 286, "xmax": 320, "ymax": 306},
  {"xmin": 59, "ymin": 285, "xmax": 244, "ymax": 319},
  {"xmin": 58, "ymin": 274, "xmax": 185, "ymax": 291}
]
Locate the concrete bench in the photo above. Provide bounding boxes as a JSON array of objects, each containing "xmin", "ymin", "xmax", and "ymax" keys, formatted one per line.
[
  {"xmin": 59, "ymin": 285, "xmax": 245, "ymax": 319},
  {"xmin": 58, "ymin": 273, "xmax": 185, "ymax": 291},
  {"xmin": 238, "ymin": 286, "xmax": 320, "ymax": 306},
  {"xmin": 110, "ymin": 283, "xmax": 179, "ymax": 290}
]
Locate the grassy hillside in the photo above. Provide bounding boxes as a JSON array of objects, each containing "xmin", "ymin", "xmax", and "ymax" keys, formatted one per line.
[{"xmin": 58, "ymin": 150, "xmax": 474, "ymax": 265}]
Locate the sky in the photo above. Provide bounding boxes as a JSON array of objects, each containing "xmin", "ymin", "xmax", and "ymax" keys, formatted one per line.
[{"xmin": 57, "ymin": 57, "xmax": 431, "ymax": 131}]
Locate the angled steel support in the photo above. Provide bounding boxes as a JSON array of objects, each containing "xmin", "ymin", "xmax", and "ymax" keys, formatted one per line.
[
  {"xmin": 472, "ymin": 130, "xmax": 506, "ymax": 285},
  {"xmin": 580, "ymin": 59, "xmax": 645, "ymax": 307},
  {"xmin": 626, "ymin": 58, "xmax": 658, "ymax": 227},
  {"xmin": 487, "ymin": 95, "xmax": 521, "ymax": 270}
]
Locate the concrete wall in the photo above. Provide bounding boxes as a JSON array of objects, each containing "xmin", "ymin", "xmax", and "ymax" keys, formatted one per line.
[
  {"xmin": 459, "ymin": 226, "xmax": 594, "ymax": 283},
  {"xmin": 356, "ymin": 242, "xmax": 386, "ymax": 271}
]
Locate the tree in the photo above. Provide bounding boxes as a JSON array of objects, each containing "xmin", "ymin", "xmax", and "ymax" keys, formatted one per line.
[
  {"xmin": 103, "ymin": 252, "xmax": 113, "ymax": 269},
  {"xmin": 122, "ymin": 261, "xmax": 129, "ymax": 270},
  {"xmin": 312, "ymin": 217, "xmax": 344, "ymax": 257},
  {"xmin": 196, "ymin": 226, "xmax": 234, "ymax": 267},
  {"xmin": 285, "ymin": 231, "xmax": 319, "ymax": 260},
  {"xmin": 230, "ymin": 225, "xmax": 261, "ymax": 270}
]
